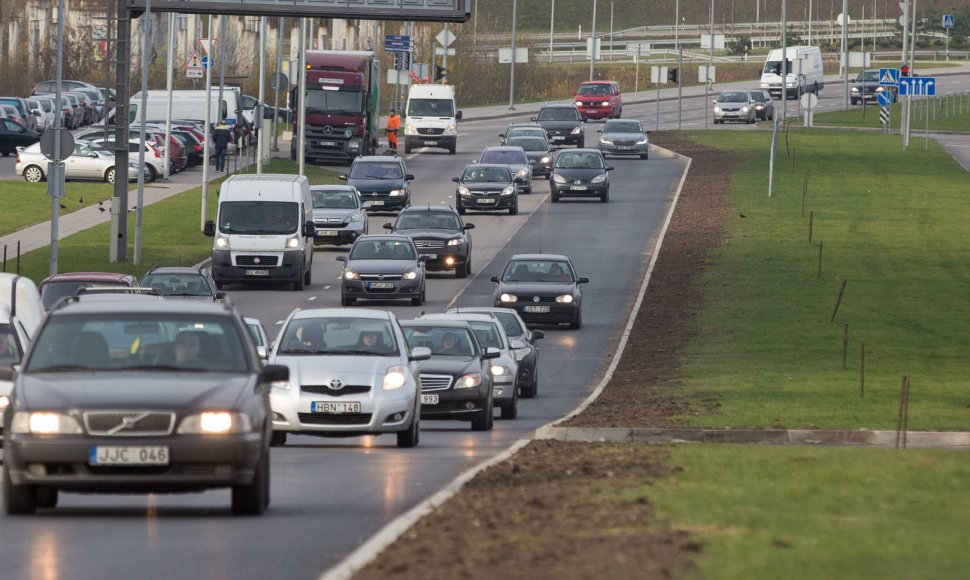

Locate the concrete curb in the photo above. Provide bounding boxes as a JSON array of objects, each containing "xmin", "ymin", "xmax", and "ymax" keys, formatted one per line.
[{"xmin": 535, "ymin": 426, "xmax": 970, "ymax": 449}]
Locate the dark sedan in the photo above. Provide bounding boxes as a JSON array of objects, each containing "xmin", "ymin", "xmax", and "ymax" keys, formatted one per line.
[
  {"xmin": 336, "ymin": 234, "xmax": 426, "ymax": 306},
  {"xmin": 505, "ymin": 135, "xmax": 553, "ymax": 178},
  {"xmin": 491, "ymin": 253, "xmax": 588, "ymax": 329},
  {"xmin": 452, "ymin": 163, "xmax": 520, "ymax": 215},
  {"xmin": 384, "ymin": 205, "xmax": 475, "ymax": 278},
  {"xmin": 400, "ymin": 319, "xmax": 499, "ymax": 431},
  {"xmin": 533, "ymin": 103, "xmax": 585, "ymax": 148},
  {"xmin": 851, "ymin": 69, "xmax": 898, "ymax": 105},
  {"xmin": 549, "ymin": 148, "xmax": 613, "ymax": 202},
  {"xmin": 0, "ymin": 119, "xmax": 40, "ymax": 157},
  {"xmin": 340, "ymin": 155, "xmax": 413, "ymax": 213}
]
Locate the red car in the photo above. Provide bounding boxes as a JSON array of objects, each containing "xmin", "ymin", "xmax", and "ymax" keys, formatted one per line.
[
  {"xmin": 39, "ymin": 272, "xmax": 139, "ymax": 310},
  {"xmin": 573, "ymin": 80, "xmax": 623, "ymax": 120}
]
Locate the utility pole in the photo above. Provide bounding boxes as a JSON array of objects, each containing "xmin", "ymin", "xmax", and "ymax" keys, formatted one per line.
[
  {"xmin": 111, "ymin": 0, "xmax": 130, "ymax": 262},
  {"xmin": 509, "ymin": 0, "xmax": 517, "ymax": 110},
  {"xmin": 588, "ymin": 0, "xmax": 597, "ymax": 80}
]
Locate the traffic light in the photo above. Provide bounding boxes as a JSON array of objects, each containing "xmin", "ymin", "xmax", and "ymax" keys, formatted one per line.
[
  {"xmin": 667, "ymin": 68, "xmax": 679, "ymax": 83},
  {"xmin": 901, "ymin": 65, "xmax": 909, "ymax": 76},
  {"xmin": 434, "ymin": 65, "xmax": 446, "ymax": 81}
]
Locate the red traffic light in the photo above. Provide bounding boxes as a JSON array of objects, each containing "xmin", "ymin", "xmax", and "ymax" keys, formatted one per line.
[{"xmin": 901, "ymin": 66, "xmax": 910, "ymax": 76}]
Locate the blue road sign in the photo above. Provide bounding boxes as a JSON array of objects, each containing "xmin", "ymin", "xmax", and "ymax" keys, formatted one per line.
[
  {"xmin": 385, "ymin": 35, "xmax": 411, "ymax": 42},
  {"xmin": 877, "ymin": 91, "xmax": 894, "ymax": 107},
  {"xmin": 201, "ymin": 55, "xmax": 211, "ymax": 70},
  {"xmin": 899, "ymin": 77, "xmax": 936, "ymax": 96},
  {"xmin": 943, "ymin": 15, "xmax": 954, "ymax": 29},
  {"xmin": 878, "ymin": 68, "xmax": 899, "ymax": 86}
]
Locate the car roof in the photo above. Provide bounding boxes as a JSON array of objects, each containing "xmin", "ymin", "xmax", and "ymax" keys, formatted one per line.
[
  {"xmin": 310, "ymin": 184, "xmax": 357, "ymax": 192},
  {"xmin": 400, "ymin": 318, "xmax": 473, "ymax": 329},
  {"xmin": 50, "ymin": 293, "xmax": 235, "ymax": 316},
  {"xmin": 570, "ymin": 148, "xmax": 606, "ymax": 155},
  {"xmin": 422, "ymin": 312, "xmax": 500, "ymax": 324},
  {"xmin": 508, "ymin": 253, "xmax": 570, "ymax": 261},
  {"xmin": 41, "ymin": 271, "xmax": 138, "ymax": 285},
  {"xmin": 288, "ymin": 308, "xmax": 394, "ymax": 322},
  {"xmin": 355, "ymin": 233, "xmax": 413, "ymax": 242},
  {"xmin": 483, "ymin": 145, "xmax": 526, "ymax": 152},
  {"xmin": 143, "ymin": 266, "xmax": 204, "ymax": 276},
  {"xmin": 399, "ymin": 205, "xmax": 458, "ymax": 214},
  {"xmin": 540, "ymin": 103, "xmax": 578, "ymax": 109},
  {"xmin": 353, "ymin": 155, "xmax": 402, "ymax": 164}
]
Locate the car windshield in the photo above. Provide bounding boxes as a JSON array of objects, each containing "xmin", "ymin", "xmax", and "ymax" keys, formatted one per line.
[
  {"xmin": 395, "ymin": 213, "xmax": 460, "ymax": 231},
  {"xmin": 507, "ymin": 127, "xmax": 545, "ymax": 139},
  {"xmin": 217, "ymin": 201, "xmax": 300, "ymax": 235},
  {"xmin": 406, "ymin": 98, "xmax": 454, "ymax": 117},
  {"xmin": 463, "ymin": 166, "xmax": 511, "ymax": 182},
  {"xmin": 577, "ymin": 83, "xmax": 611, "ymax": 96},
  {"xmin": 859, "ymin": 70, "xmax": 879, "ymax": 82},
  {"xmin": 277, "ymin": 317, "xmax": 397, "ymax": 356},
  {"xmin": 349, "ymin": 162, "xmax": 403, "ymax": 180},
  {"xmin": 502, "ymin": 260, "xmax": 574, "ymax": 283},
  {"xmin": 24, "ymin": 314, "xmax": 248, "ymax": 373},
  {"xmin": 312, "ymin": 189, "xmax": 359, "ymax": 210},
  {"xmin": 349, "ymin": 239, "xmax": 415, "ymax": 260},
  {"xmin": 506, "ymin": 138, "xmax": 546, "ymax": 152},
  {"xmin": 304, "ymin": 87, "xmax": 363, "ymax": 115},
  {"xmin": 603, "ymin": 121, "xmax": 642, "ymax": 133},
  {"xmin": 403, "ymin": 327, "xmax": 475, "ymax": 357},
  {"xmin": 40, "ymin": 280, "xmax": 130, "ymax": 310},
  {"xmin": 718, "ymin": 91, "xmax": 749, "ymax": 103},
  {"xmin": 140, "ymin": 273, "xmax": 213, "ymax": 297},
  {"xmin": 555, "ymin": 152, "xmax": 604, "ymax": 169},
  {"xmin": 480, "ymin": 150, "xmax": 527, "ymax": 165},
  {"xmin": 537, "ymin": 107, "xmax": 580, "ymax": 121}
]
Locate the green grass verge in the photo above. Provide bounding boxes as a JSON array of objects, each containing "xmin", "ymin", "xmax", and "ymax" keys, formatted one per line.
[
  {"xmin": 674, "ymin": 129, "xmax": 970, "ymax": 431},
  {"xmin": 807, "ymin": 94, "xmax": 970, "ymax": 132},
  {"xmin": 646, "ymin": 444, "xmax": 970, "ymax": 579},
  {"xmin": 2, "ymin": 159, "xmax": 341, "ymax": 285},
  {"xmin": 0, "ymin": 181, "xmax": 129, "ymax": 238}
]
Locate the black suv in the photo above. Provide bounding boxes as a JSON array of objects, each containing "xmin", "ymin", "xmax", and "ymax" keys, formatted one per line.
[
  {"xmin": 340, "ymin": 155, "xmax": 414, "ymax": 212},
  {"xmin": 384, "ymin": 205, "xmax": 475, "ymax": 278},
  {"xmin": 452, "ymin": 163, "xmax": 520, "ymax": 216},
  {"xmin": 532, "ymin": 103, "xmax": 585, "ymax": 148},
  {"xmin": 140, "ymin": 266, "xmax": 227, "ymax": 304}
]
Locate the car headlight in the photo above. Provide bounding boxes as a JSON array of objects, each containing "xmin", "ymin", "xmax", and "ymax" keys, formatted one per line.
[
  {"xmin": 445, "ymin": 123, "xmax": 457, "ymax": 135},
  {"xmin": 551, "ymin": 174, "xmax": 566, "ymax": 184},
  {"xmin": 490, "ymin": 364, "xmax": 512, "ymax": 377},
  {"xmin": 11, "ymin": 411, "xmax": 83, "ymax": 435},
  {"xmin": 344, "ymin": 213, "xmax": 361, "ymax": 223},
  {"xmin": 741, "ymin": 106, "xmax": 750, "ymax": 113},
  {"xmin": 0, "ymin": 395, "xmax": 9, "ymax": 411},
  {"xmin": 215, "ymin": 235, "xmax": 229, "ymax": 249},
  {"xmin": 875, "ymin": 86, "xmax": 885, "ymax": 93},
  {"xmin": 286, "ymin": 236, "xmax": 301, "ymax": 248},
  {"xmin": 512, "ymin": 348, "xmax": 529, "ymax": 362},
  {"xmin": 850, "ymin": 87, "xmax": 860, "ymax": 94},
  {"xmin": 570, "ymin": 127, "xmax": 582, "ymax": 135},
  {"xmin": 599, "ymin": 137, "xmax": 613, "ymax": 145},
  {"xmin": 344, "ymin": 269, "xmax": 359, "ymax": 280},
  {"xmin": 516, "ymin": 168, "xmax": 529, "ymax": 178},
  {"xmin": 178, "ymin": 411, "xmax": 254, "ymax": 434},
  {"xmin": 455, "ymin": 373, "xmax": 482, "ymax": 389},
  {"xmin": 786, "ymin": 81, "xmax": 796, "ymax": 87},
  {"xmin": 404, "ymin": 123, "xmax": 417, "ymax": 135},
  {"xmin": 347, "ymin": 140, "xmax": 361, "ymax": 151},
  {"xmin": 540, "ymin": 155, "xmax": 551, "ymax": 164},
  {"xmin": 389, "ymin": 189, "xmax": 405, "ymax": 197},
  {"xmin": 600, "ymin": 100, "xmax": 610, "ymax": 107},
  {"xmin": 714, "ymin": 106, "xmax": 722, "ymax": 113},
  {"xmin": 403, "ymin": 269, "xmax": 418, "ymax": 280},
  {"xmin": 591, "ymin": 174, "xmax": 607, "ymax": 184},
  {"xmin": 499, "ymin": 292, "xmax": 517, "ymax": 302},
  {"xmin": 556, "ymin": 294, "xmax": 575, "ymax": 303},
  {"xmin": 383, "ymin": 365, "xmax": 407, "ymax": 390},
  {"xmin": 458, "ymin": 185, "xmax": 470, "ymax": 196},
  {"xmin": 636, "ymin": 137, "xmax": 648, "ymax": 145},
  {"xmin": 446, "ymin": 238, "xmax": 463, "ymax": 246},
  {"xmin": 501, "ymin": 186, "xmax": 515, "ymax": 196}
]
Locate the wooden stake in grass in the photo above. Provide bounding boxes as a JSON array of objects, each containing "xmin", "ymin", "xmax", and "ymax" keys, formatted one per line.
[
  {"xmin": 842, "ymin": 323, "xmax": 849, "ymax": 370},
  {"xmin": 895, "ymin": 375, "xmax": 911, "ymax": 449},
  {"xmin": 801, "ymin": 170, "xmax": 811, "ymax": 217},
  {"xmin": 817, "ymin": 239, "xmax": 823, "ymax": 279},
  {"xmin": 791, "ymin": 148, "xmax": 796, "ymax": 173},
  {"xmin": 809, "ymin": 210, "xmax": 814, "ymax": 243},
  {"xmin": 830, "ymin": 279, "xmax": 847, "ymax": 322},
  {"xmin": 860, "ymin": 339, "xmax": 865, "ymax": 398}
]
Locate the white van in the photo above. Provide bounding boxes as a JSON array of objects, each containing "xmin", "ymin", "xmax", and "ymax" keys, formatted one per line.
[
  {"xmin": 112, "ymin": 88, "xmax": 243, "ymax": 130},
  {"xmin": 403, "ymin": 84, "xmax": 461, "ymax": 154},
  {"xmin": 204, "ymin": 174, "xmax": 315, "ymax": 291},
  {"xmin": 1, "ymin": 273, "xmax": 45, "ymax": 415},
  {"xmin": 760, "ymin": 46, "xmax": 824, "ymax": 99}
]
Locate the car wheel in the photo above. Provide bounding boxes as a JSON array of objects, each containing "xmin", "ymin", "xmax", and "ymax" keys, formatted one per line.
[
  {"xmin": 3, "ymin": 463, "xmax": 38, "ymax": 515},
  {"xmin": 471, "ymin": 407, "xmax": 493, "ymax": 431},
  {"xmin": 600, "ymin": 188, "xmax": 610, "ymax": 203},
  {"xmin": 851, "ymin": 98, "xmax": 858, "ymax": 105},
  {"xmin": 456, "ymin": 202, "xmax": 466, "ymax": 215},
  {"xmin": 147, "ymin": 165, "xmax": 158, "ymax": 182},
  {"xmin": 23, "ymin": 165, "xmax": 45, "ymax": 183},
  {"xmin": 522, "ymin": 372, "xmax": 538, "ymax": 398},
  {"xmin": 397, "ymin": 414, "xmax": 420, "ymax": 448},
  {"xmin": 500, "ymin": 388, "xmax": 518, "ymax": 420},
  {"xmin": 35, "ymin": 488, "xmax": 59, "ymax": 509},
  {"xmin": 215, "ymin": 280, "xmax": 225, "ymax": 290},
  {"xmin": 411, "ymin": 286, "xmax": 425, "ymax": 306},
  {"xmin": 293, "ymin": 274, "xmax": 305, "ymax": 291},
  {"xmin": 448, "ymin": 144, "xmax": 456, "ymax": 154},
  {"xmin": 404, "ymin": 143, "xmax": 412, "ymax": 154},
  {"xmin": 342, "ymin": 295, "xmax": 355, "ymax": 306},
  {"xmin": 304, "ymin": 266, "xmax": 312, "ymax": 287},
  {"xmin": 640, "ymin": 152, "xmax": 649, "ymax": 160},
  {"xmin": 551, "ymin": 189, "xmax": 560, "ymax": 202},
  {"xmin": 104, "ymin": 167, "xmax": 116, "ymax": 184},
  {"xmin": 456, "ymin": 258, "xmax": 469, "ymax": 279},
  {"xmin": 270, "ymin": 431, "xmax": 287, "ymax": 447},
  {"xmin": 231, "ymin": 451, "xmax": 269, "ymax": 515},
  {"xmin": 509, "ymin": 199, "xmax": 518, "ymax": 215},
  {"xmin": 569, "ymin": 308, "xmax": 583, "ymax": 329}
]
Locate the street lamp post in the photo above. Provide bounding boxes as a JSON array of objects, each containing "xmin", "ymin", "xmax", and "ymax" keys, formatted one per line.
[{"xmin": 589, "ymin": 0, "xmax": 597, "ymax": 80}]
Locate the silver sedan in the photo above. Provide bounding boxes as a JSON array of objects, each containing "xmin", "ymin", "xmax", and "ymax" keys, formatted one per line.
[
  {"xmin": 15, "ymin": 140, "xmax": 147, "ymax": 183},
  {"xmin": 597, "ymin": 119, "xmax": 650, "ymax": 159},
  {"xmin": 267, "ymin": 308, "xmax": 431, "ymax": 448}
]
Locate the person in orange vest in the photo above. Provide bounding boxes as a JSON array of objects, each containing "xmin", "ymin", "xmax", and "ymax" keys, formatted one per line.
[{"xmin": 385, "ymin": 108, "xmax": 400, "ymax": 153}]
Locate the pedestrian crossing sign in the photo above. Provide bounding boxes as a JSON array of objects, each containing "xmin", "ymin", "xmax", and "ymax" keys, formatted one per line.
[
  {"xmin": 943, "ymin": 15, "xmax": 954, "ymax": 29},
  {"xmin": 879, "ymin": 68, "xmax": 899, "ymax": 86}
]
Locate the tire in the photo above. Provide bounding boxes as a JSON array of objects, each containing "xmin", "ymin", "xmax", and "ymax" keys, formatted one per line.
[
  {"xmin": 35, "ymin": 488, "xmax": 58, "ymax": 509},
  {"xmin": 304, "ymin": 265, "xmax": 312, "ymax": 287},
  {"xmin": 23, "ymin": 165, "xmax": 44, "ymax": 183},
  {"xmin": 293, "ymin": 275, "xmax": 305, "ymax": 291},
  {"xmin": 600, "ymin": 189, "xmax": 609, "ymax": 203},
  {"xmin": 270, "ymin": 431, "xmax": 287, "ymax": 447},
  {"xmin": 551, "ymin": 189, "xmax": 560, "ymax": 202},
  {"xmin": 215, "ymin": 280, "xmax": 224, "ymax": 290},
  {"xmin": 3, "ymin": 464, "xmax": 37, "ymax": 515},
  {"xmin": 448, "ymin": 144, "xmax": 456, "ymax": 155},
  {"xmin": 470, "ymin": 406, "xmax": 493, "ymax": 431},
  {"xmin": 522, "ymin": 372, "xmax": 538, "ymax": 398},
  {"xmin": 342, "ymin": 295, "xmax": 355, "ymax": 306},
  {"xmin": 147, "ymin": 165, "xmax": 158, "ymax": 183},
  {"xmin": 404, "ymin": 142, "xmax": 412, "ymax": 154},
  {"xmin": 640, "ymin": 152, "xmax": 648, "ymax": 160},
  {"xmin": 456, "ymin": 258, "xmax": 469, "ymax": 279},
  {"xmin": 509, "ymin": 200, "xmax": 518, "ymax": 215},
  {"xmin": 231, "ymin": 451, "xmax": 269, "ymax": 515},
  {"xmin": 411, "ymin": 286, "xmax": 425, "ymax": 306},
  {"xmin": 569, "ymin": 308, "xmax": 583, "ymax": 329},
  {"xmin": 396, "ymin": 414, "xmax": 420, "ymax": 448},
  {"xmin": 851, "ymin": 99, "xmax": 858, "ymax": 106},
  {"xmin": 456, "ymin": 202, "xmax": 466, "ymax": 215},
  {"xmin": 104, "ymin": 167, "xmax": 116, "ymax": 184},
  {"xmin": 500, "ymin": 388, "xmax": 518, "ymax": 420}
]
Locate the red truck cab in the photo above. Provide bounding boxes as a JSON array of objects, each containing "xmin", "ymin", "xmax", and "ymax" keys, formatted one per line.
[{"xmin": 573, "ymin": 80, "xmax": 622, "ymax": 120}]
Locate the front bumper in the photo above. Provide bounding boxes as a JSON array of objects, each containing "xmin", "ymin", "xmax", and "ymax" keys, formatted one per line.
[
  {"xmin": 270, "ymin": 385, "xmax": 417, "ymax": 436},
  {"xmin": 546, "ymin": 133, "xmax": 584, "ymax": 148},
  {"xmin": 458, "ymin": 192, "xmax": 516, "ymax": 211},
  {"xmin": 599, "ymin": 143, "xmax": 648, "ymax": 156},
  {"xmin": 342, "ymin": 277, "xmax": 422, "ymax": 302},
  {"xmin": 576, "ymin": 104, "xmax": 613, "ymax": 119},
  {"xmin": 404, "ymin": 134, "xmax": 457, "ymax": 150},
  {"xmin": 417, "ymin": 251, "xmax": 469, "ymax": 272},
  {"xmin": 313, "ymin": 223, "xmax": 366, "ymax": 246},
  {"xmin": 357, "ymin": 192, "xmax": 409, "ymax": 212},
  {"xmin": 419, "ymin": 382, "xmax": 491, "ymax": 422},
  {"xmin": 211, "ymin": 249, "xmax": 307, "ymax": 285},
  {"xmin": 550, "ymin": 181, "xmax": 609, "ymax": 198},
  {"xmin": 496, "ymin": 301, "xmax": 581, "ymax": 326}
]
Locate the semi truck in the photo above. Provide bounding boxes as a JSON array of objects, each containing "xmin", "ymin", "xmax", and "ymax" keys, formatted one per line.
[{"xmin": 292, "ymin": 50, "xmax": 381, "ymax": 165}]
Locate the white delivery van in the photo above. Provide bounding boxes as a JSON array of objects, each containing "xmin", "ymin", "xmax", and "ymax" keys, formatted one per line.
[
  {"xmin": 0, "ymin": 273, "xmax": 45, "ymax": 412},
  {"xmin": 204, "ymin": 174, "xmax": 315, "ymax": 291},
  {"xmin": 760, "ymin": 46, "xmax": 824, "ymax": 99},
  {"xmin": 403, "ymin": 83, "xmax": 461, "ymax": 154},
  {"xmin": 118, "ymin": 88, "xmax": 243, "ymax": 129}
]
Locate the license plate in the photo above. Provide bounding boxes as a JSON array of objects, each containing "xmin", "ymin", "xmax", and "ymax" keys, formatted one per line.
[
  {"xmin": 245, "ymin": 269, "xmax": 270, "ymax": 276},
  {"xmin": 419, "ymin": 253, "xmax": 436, "ymax": 259},
  {"xmin": 319, "ymin": 140, "xmax": 336, "ymax": 147},
  {"xmin": 476, "ymin": 198, "xmax": 497, "ymax": 204},
  {"xmin": 524, "ymin": 305, "xmax": 550, "ymax": 313},
  {"xmin": 424, "ymin": 140, "xmax": 437, "ymax": 145},
  {"xmin": 617, "ymin": 146, "xmax": 632, "ymax": 150},
  {"xmin": 316, "ymin": 229, "xmax": 338, "ymax": 236},
  {"xmin": 370, "ymin": 200, "xmax": 384, "ymax": 206},
  {"xmin": 570, "ymin": 186, "xmax": 587, "ymax": 191},
  {"xmin": 312, "ymin": 401, "xmax": 361, "ymax": 413},
  {"xmin": 551, "ymin": 136, "xmax": 565, "ymax": 141},
  {"xmin": 368, "ymin": 282, "xmax": 394, "ymax": 289},
  {"xmin": 89, "ymin": 446, "xmax": 169, "ymax": 465},
  {"xmin": 421, "ymin": 394, "xmax": 439, "ymax": 405}
]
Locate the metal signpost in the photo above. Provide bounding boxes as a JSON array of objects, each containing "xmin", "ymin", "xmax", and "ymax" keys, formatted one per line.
[{"xmin": 943, "ymin": 15, "xmax": 954, "ymax": 62}]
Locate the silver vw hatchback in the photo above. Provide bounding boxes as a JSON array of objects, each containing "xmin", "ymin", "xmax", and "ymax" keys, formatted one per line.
[{"xmin": 267, "ymin": 308, "xmax": 431, "ymax": 448}]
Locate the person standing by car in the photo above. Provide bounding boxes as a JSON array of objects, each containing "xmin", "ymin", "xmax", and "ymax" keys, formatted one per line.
[
  {"xmin": 385, "ymin": 108, "xmax": 400, "ymax": 153},
  {"xmin": 212, "ymin": 120, "xmax": 232, "ymax": 172}
]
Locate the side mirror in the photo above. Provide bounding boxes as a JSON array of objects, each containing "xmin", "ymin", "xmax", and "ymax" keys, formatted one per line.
[
  {"xmin": 463, "ymin": 223, "xmax": 475, "ymax": 230},
  {"xmin": 452, "ymin": 176, "xmax": 460, "ymax": 183},
  {"xmin": 577, "ymin": 277, "xmax": 590, "ymax": 284},
  {"xmin": 336, "ymin": 255, "xmax": 347, "ymax": 263},
  {"xmin": 409, "ymin": 346, "xmax": 432, "ymax": 361},
  {"xmin": 483, "ymin": 347, "xmax": 501, "ymax": 360},
  {"xmin": 530, "ymin": 117, "xmax": 537, "ymax": 122},
  {"xmin": 530, "ymin": 330, "xmax": 545, "ymax": 342},
  {"xmin": 203, "ymin": 220, "xmax": 215, "ymax": 236},
  {"xmin": 0, "ymin": 366, "xmax": 15, "ymax": 381},
  {"xmin": 490, "ymin": 275, "xmax": 499, "ymax": 283},
  {"xmin": 215, "ymin": 291, "xmax": 227, "ymax": 300},
  {"xmin": 338, "ymin": 174, "xmax": 348, "ymax": 181},
  {"xmin": 605, "ymin": 166, "xmax": 615, "ymax": 172},
  {"xmin": 455, "ymin": 110, "xmax": 462, "ymax": 120},
  {"xmin": 255, "ymin": 345, "xmax": 268, "ymax": 362},
  {"xmin": 405, "ymin": 174, "xmax": 415, "ymax": 181},
  {"xmin": 259, "ymin": 364, "xmax": 289, "ymax": 384},
  {"xmin": 302, "ymin": 221, "xmax": 315, "ymax": 237},
  {"xmin": 361, "ymin": 201, "xmax": 373, "ymax": 209},
  {"xmin": 383, "ymin": 222, "xmax": 393, "ymax": 230}
]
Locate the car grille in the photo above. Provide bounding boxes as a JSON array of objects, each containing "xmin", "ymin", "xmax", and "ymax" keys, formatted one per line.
[
  {"xmin": 235, "ymin": 255, "xmax": 280, "ymax": 267},
  {"xmin": 83, "ymin": 411, "xmax": 175, "ymax": 436},
  {"xmin": 360, "ymin": 273, "xmax": 403, "ymax": 281},
  {"xmin": 314, "ymin": 218, "xmax": 350, "ymax": 228},
  {"xmin": 611, "ymin": 139, "xmax": 637, "ymax": 147},
  {"xmin": 298, "ymin": 413, "xmax": 372, "ymax": 425},
  {"xmin": 301, "ymin": 384, "xmax": 372, "ymax": 396},
  {"xmin": 413, "ymin": 239, "xmax": 446, "ymax": 249},
  {"xmin": 420, "ymin": 374, "xmax": 454, "ymax": 391},
  {"xmin": 417, "ymin": 127, "xmax": 444, "ymax": 136},
  {"xmin": 468, "ymin": 190, "xmax": 500, "ymax": 197},
  {"xmin": 520, "ymin": 295, "xmax": 559, "ymax": 303}
]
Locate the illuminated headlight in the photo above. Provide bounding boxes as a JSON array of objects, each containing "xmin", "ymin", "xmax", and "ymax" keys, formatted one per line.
[
  {"xmin": 347, "ymin": 140, "xmax": 361, "ymax": 151},
  {"xmin": 445, "ymin": 257, "xmax": 455, "ymax": 266},
  {"xmin": 458, "ymin": 185, "xmax": 471, "ymax": 196},
  {"xmin": 0, "ymin": 395, "xmax": 9, "ymax": 410},
  {"xmin": 501, "ymin": 186, "xmax": 515, "ymax": 196},
  {"xmin": 383, "ymin": 365, "xmax": 407, "ymax": 390},
  {"xmin": 875, "ymin": 86, "xmax": 885, "ymax": 93},
  {"xmin": 516, "ymin": 168, "xmax": 529, "ymax": 178},
  {"xmin": 600, "ymin": 100, "xmax": 610, "ymax": 107},
  {"xmin": 600, "ymin": 137, "xmax": 613, "ymax": 145},
  {"xmin": 344, "ymin": 269, "xmax": 360, "ymax": 280},
  {"xmin": 344, "ymin": 213, "xmax": 361, "ymax": 223},
  {"xmin": 444, "ymin": 123, "xmax": 457, "ymax": 135},
  {"xmin": 556, "ymin": 294, "xmax": 574, "ymax": 303},
  {"xmin": 850, "ymin": 87, "xmax": 860, "ymax": 94},
  {"xmin": 389, "ymin": 189, "xmax": 405, "ymax": 197},
  {"xmin": 403, "ymin": 269, "xmax": 418, "ymax": 280},
  {"xmin": 512, "ymin": 348, "xmax": 529, "ymax": 362},
  {"xmin": 591, "ymin": 174, "xmax": 607, "ymax": 183},
  {"xmin": 499, "ymin": 292, "xmax": 517, "ymax": 303},
  {"xmin": 215, "ymin": 235, "xmax": 230, "ymax": 249},
  {"xmin": 714, "ymin": 106, "xmax": 722, "ymax": 114},
  {"xmin": 271, "ymin": 380, "xmax": 292, "ymax": 391},
  {"xmin": 446, "ymin": 238, "xmax": 462, "ymax": 246},
  {"xmin": 11, "ymin": 412, "xmax": 83, "ymax": 435},
  {"xmin": 286, "ymin": 236, "xmax": 301, "ymax": 248},
  {"xmin": 540, "ymin": 155, "xmax": 551, "ymax": 164},
  {"xmin": 551, "ymin": 174, "xmax": 566, "ymax": 184},
  {"xmin": 490, "ymin": 364, "xmax": 511, "ymax": 377},
  {"xmin": 570, "ymin": 127, "xmax": 582, "ymax": 135},
  {"xmin": 741, "ymin": 106, "xmax": 750, "ymax": 113},
  {"xmin": 636, "ymin": 137, "xmax": 648, "ymax": 145},
  {"xmin": 786, "ymin": 81, "xmax": 797, "ymax": 87},
  {"xmin": 404, "ymin": 123, "xmax": 417, "ymax": 135},
  {"xmin": 178, "ymin": 411, "xmax": 253, "ymax": 434},
  {"xmin": 455, "ymin": 373, "xmax": 483, "ymax": 389}
]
